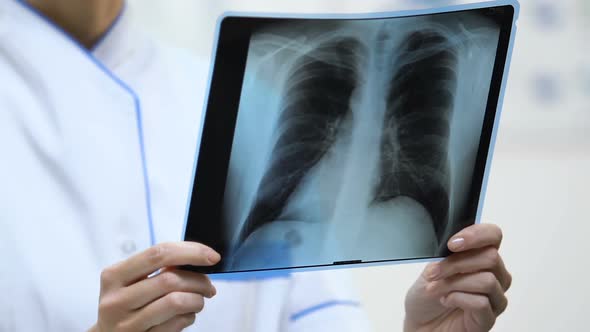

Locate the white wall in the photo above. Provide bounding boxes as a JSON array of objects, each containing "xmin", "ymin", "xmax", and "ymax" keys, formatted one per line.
[{"xmin": 126, "ymin": 0, "xmax": 590, "ymax": 331}]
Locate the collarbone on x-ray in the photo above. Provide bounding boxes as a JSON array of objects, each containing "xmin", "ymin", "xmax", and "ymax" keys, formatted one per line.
[{"xmin": 223, "ymin": 13, "xmax": 500, "ymax": 271}]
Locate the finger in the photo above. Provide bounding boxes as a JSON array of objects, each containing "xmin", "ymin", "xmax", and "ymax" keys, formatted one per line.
[
  {"xmin": 427, "ymin": 247, "xmax": 512, "ymax": 290},
  {"xmin": 128, "ymin": 292, "xmax": 205, "ymax": 331},
  {"xmin": 147, "ymin": 313, "xmax": 197, "ymax": 332},
  {"xmin": 102, "ymin": 242, "xmax": 221, "ymax": 289},
  {"xmin": 425, "ymin": 272, "xmax": 508, "ymax": 315},
  {"xmin": 118, "ymin": 270, "xmax": 216, "ymax": 310},
  {"xmin": 447, "ymin": 224, "xmax": 503, "ymax": 253},
  {"xmin": 441, "ymin": 292, "xmax": 496, "ymax": 331}
]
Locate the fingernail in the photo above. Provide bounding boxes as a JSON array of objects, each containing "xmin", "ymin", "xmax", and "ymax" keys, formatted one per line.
[
  {"xmin": 426, "ymin": 263, "xmax": 441, "ymax": 281},
  {"xmin": 208, "ymin": 250, "xmax": 221, "ymax": 264},
  {"xmin": 449, "ymin": 237, "xmax": 465, "ymax": 251}
]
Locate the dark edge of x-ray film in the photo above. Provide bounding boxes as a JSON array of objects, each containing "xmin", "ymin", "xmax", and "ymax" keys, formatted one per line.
[{"xmin": 183, "ymin": 4, "xmax": 516, "ymax": 274}]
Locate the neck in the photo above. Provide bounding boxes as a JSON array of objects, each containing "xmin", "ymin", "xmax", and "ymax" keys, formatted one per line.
[{"xmin": 26, "ymin": 0, "xmax": 124, "ymax": 49}]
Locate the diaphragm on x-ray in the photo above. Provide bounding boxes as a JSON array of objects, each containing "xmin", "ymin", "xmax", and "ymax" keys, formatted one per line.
[{"xmin": 220, "ymin": 11, "xmax": 501, "ymax": 271}]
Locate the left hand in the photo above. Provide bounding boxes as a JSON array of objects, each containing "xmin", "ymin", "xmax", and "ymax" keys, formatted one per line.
[{"xmin": 403, "ymin": 223, "xmax": 512, "ymax": 332}]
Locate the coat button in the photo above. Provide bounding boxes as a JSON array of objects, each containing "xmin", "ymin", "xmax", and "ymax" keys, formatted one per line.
[{"xmin": 120, "ymin": 240, "xmax": 137, "ymax": 255}]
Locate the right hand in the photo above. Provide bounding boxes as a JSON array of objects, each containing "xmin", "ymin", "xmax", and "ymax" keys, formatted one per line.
[{"xmin": 89, "ymin": 242, "xmax": 221, "ymax": 332}]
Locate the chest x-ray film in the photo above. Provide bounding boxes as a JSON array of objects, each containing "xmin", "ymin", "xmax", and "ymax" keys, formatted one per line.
[{"xmin": 183, "ymin": 1, "xmax": 518, "ymax": 274}]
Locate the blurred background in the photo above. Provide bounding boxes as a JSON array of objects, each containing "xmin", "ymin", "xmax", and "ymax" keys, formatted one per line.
[{"xmin": 126, "ymin": 0, "xmax": 590, "ymax": 331}]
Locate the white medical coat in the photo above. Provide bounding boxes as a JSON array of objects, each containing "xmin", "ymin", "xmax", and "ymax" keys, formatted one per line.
[{"xmin": 0, "ymin": 1, "xmax": 372, "ymax": 331}]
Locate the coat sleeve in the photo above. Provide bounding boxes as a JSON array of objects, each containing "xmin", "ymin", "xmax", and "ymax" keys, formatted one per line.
[{"xmin": 280, "ymin": 270, "xmax": 374, "ymax": 332}]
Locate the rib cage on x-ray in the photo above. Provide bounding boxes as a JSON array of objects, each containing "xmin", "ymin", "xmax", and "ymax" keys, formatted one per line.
[
  {"xmin": 375, "ymin": 29, "xmax": 458, "ymax": 244},
  {"xmin": 237, "ymin": 37, "xmax": 365, "ymax": 244},
  {"xmin": 240, "ymin": 29, "xmax": 457, "ymax": 245},
  {"xmin": 225, "ymin": 15, "xmax": 500, "ymax": 267}
]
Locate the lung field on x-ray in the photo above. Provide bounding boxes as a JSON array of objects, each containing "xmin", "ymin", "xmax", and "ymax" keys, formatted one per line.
[
  {"xmin": 236, "ymin": 37, "xmax": 365, "ymax": 244},
  {"xmin": 222, "ymin": 13, "xmax": 501, "ymax": 271},
  {"xmin": 375, "ymin": 29, "xmax": 458, "ymax": 244}
]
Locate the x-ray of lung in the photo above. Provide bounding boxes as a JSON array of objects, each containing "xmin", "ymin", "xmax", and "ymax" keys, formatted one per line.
[{"xmin": 220, "ymin": 11, "xmax": 501, "ymax": 271}]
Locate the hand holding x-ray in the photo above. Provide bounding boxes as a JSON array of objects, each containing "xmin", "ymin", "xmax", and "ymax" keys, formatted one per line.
[{"xmin": 404, "ymin": 223, "xmax": 512, "ymax": 332}]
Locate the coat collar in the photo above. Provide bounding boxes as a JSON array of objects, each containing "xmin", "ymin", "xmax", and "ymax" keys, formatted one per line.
[
  {"xmin": 91, "ymin": 3, "xmax": 151, "ymax": 72},
  {"xmin": 0, "ymin": 1, "xmax": 118, "ymax": 87},
  {"xmin": 1, "ymin": 0, "xmax": 146, "ymax": 77}
]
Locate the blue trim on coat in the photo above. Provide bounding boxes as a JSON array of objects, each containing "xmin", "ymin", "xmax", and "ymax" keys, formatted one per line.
[{"xmin": 290, "ymin": 300, "xmax": 361, "ymax": 322}]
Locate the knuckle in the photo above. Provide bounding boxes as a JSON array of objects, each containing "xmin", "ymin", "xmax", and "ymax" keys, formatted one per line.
[
  {"xmin": 490, "ymin": 316, "xmax": 498, "ymax": 327},
  {"xmin": 159, "ymin": 272, "xmax": 182, "ymax": 291},
  {"xmin": 445, "ymin": 292, "xmax": 458, "ymax": 305},
  {"xmin": 115, "ymin": 320, "xmax": 134, "ymax": 332},
  {"xmin": 199, "ymin": 274, "xmax": 213, "ymax": 286},
  {"xmin": 474, "ymin": 296, "xmax": 491, "ymax": 311},
  {"xmin": 98, "ymin": 297, "xmax": 115, "ymax": 315},
  {"xmin": 484, "ymin": 248, "xmax": 500, "ymax": 266},
  {"xmin": 147, "ymin": 244, "xmax": 167, "ymax": 265},
  {"xmin": 495, "ymin": 226, "xmax": 504, "ymax": 244},
  {"xmin": 168, "ymin": 292, "xmax": 186, "ymax": 310},
  {"xmin": 481, "ymin": 272, "xmax": 497, "ymax": 292},
  {"xmin": 193, "ymin": 295, "xmax": 205, "ymax": 313},
  {"xmin": 98, "ymin": 293, "xmax": 123, "ymax": 316},
  {"xmin": 424, "ymin": 281, "xmax": 439, "ymax": 297},
  {"xmin": 500, "ymin": 295, "xmax": 509, "ymax": 314},
  {"xmin": 100, "ymin": 266, "xmax": 117, "ymax": 287},
  {"xmin": 182, "ymin": 313, "xmax": 197, "ymax": 327},
  {"xmin": 506, "ymin": 272, "xmax": 513, "ymax": 290},
  {"xmin": 209, "ymin": 283, "xmax": 218, "ymax": 298}
]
